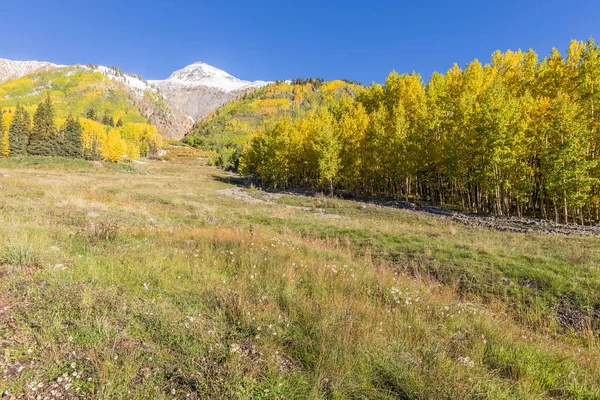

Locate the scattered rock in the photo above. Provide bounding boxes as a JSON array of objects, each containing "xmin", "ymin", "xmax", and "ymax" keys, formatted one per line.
[
  {"xmin": 86, "ymin": 211, "xmax": 100, "ymax": 218},
  {"xmin": 218, "ymin": 187, "xmax": 343, "ymax": 218},
  {"xmin": 217, "ymin": 188, "xmax": 269, "ymax": 205}
]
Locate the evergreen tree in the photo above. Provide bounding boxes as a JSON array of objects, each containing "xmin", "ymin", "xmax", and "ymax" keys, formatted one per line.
[
  {"xmin": 28, "ymin": 95, "xmax": 57, "ymax": 156},
  {"xmin": 8, "ymin": 105, "xmax": 30, "ymax": 156},
  {"xmin": 86, "ymin": 107, "xmax": 98, "ymax": 121},
  {"xmin": 61, "ymin": 117, "xmax": 83, "ymax": 158},
  {"xmin": 116, "ymin": 117, "xmax": 124, "ymax": 127},
  {"xmin": 102, "ymin": 112, "xmax": 115, "ymax": 127}
]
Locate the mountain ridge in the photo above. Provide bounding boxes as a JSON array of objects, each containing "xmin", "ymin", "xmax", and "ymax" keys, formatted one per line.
[
  {"xmin": 149, "ymin": 62, "xmax": 271, "ymax": 124},
  {"xmin": 0, "ymin": 58, "xmax": 65, "ymax": 83},
  {"xmin": 0, "ymin": 58, "xmax": 272, "ymax": 138},
  {"xmin": 150, "ymin": 61, "xmax": 270, "ymax": 92}
]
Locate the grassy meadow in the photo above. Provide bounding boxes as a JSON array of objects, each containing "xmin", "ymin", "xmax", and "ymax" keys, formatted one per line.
[{"xmin": 1, "ymin": 149, "xmax": 600, "ymax": 399}]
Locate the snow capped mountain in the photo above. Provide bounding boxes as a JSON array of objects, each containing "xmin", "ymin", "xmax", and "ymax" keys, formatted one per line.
[
  {"xmin": 0, "ymin": 58, "xmax": 64, "ymax": 83},
  {"xmin": 149, "ymin": 62, "xmax": 271, "ymax": 123},
  {"xmin": 150, "ymin": 62, "xmax": 269, "ymax": 93},
  {"xmin": 0, "ymin": 57, "xmax": 272, "ymax": 138}
]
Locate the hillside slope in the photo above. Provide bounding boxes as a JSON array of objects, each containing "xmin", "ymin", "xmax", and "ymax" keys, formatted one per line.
[
  {"xmin": 0, "ymin": 65, "xmax": 191, "ymax": 139},
  {"xmin": 183, "ymin": 79, "xmax": 360, "ymax": 168},
  {"xmin": 0, "ymin": 58, "xmax": 271, "ymax": 139}
]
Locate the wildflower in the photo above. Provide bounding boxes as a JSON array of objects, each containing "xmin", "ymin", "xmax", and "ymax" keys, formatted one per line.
[{"xmin": 457, "ymin": 356, "xmax": 475, "ymax": 368}]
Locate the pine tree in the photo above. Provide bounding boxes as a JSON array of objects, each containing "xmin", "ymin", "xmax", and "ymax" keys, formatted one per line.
[
  {"xmin": 63, "ymin": 117, "xmax": 83, "ymax": 158},
  {"xmin": 86, "ymin": 107, "xmax": 98, "ymax": 121},
  {"xmin": 102, "ymin": 112, "xmax": 115, "ymax": 127},
  {"xmin": 8, "ymin": 105, "xmax": 30, "ymax": 156},
  {"xmin": 116, "ymin": 117, "xmax": 124, "ymax": 127},
  {"xmin": 28, "ymin": 95, "xmax": 57, "ymax": 156}
]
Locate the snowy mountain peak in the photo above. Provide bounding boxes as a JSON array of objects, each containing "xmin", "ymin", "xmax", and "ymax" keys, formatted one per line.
[
  {"xmin": 168, "ymin": 62, "xmax": 236, "ymax": 82},
  {"xmin": 151, "ymin": 61, "xmax": 269, "ymax": 93},
  {"xmin": 0, "ymin": 58, "xmax": 63, "ymax": 83}
]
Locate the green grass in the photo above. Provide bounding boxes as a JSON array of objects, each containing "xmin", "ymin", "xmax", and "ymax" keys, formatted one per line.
[{"xmin": 1, "ymin": 156, "xmax": 600, "ymax": 399}]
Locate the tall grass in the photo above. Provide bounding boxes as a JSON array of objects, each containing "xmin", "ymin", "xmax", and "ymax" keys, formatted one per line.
[{"xmin": 1, "ymin": 156, "xmax": 599, "ymax": 399}]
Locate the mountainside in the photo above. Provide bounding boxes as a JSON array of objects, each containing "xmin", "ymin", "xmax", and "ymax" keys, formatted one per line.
[
  {"xmin": 0, "ymin": 66, "xmax": 165, "ymax": 161},
  {"xmin": 0, "ymin": 58, "xmax": 270, "ymax": 138},
  {"xmin": 183, "ymin": 79, "xmax": 360, "ymax": 168},
  {"xmin": 0, "ymin": 58, "xmax": 63, "ymax": 83},
  {"xmin": 150, "ymin": 62, "xmax": 270, "ymax": 124},
  {"xmin": 0, "ymin": 65, "xmax": 191, "ymax": 140}
]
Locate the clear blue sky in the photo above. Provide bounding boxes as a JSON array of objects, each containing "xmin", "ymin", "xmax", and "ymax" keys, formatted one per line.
[{"xmin": 1, "ymin": 0, "xmax": 599, "ymax": 84}]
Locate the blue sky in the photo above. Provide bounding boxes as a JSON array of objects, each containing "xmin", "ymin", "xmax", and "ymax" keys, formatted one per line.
[{"xmin": 1, "ymin": 0, "xmax": 599, "ymax": 84}]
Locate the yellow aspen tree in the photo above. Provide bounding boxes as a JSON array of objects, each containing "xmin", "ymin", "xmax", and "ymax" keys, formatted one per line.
[
  {"xmin": 1, "ymin": 111, "xmax": 8, "ymax": 157},
  {"xmin": 100, "ymin": 128, "xmax": 127, "ymax": 162}
]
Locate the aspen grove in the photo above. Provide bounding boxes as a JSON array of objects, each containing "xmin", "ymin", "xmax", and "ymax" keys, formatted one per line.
[{"xmin": 241, "ymin": 40, "xmax": 600, "ymax": 224}]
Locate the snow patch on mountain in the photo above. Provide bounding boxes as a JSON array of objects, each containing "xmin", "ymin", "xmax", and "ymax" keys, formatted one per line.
[
  {"xmin": 0, "ymin": 58, "xmax": 64, "ymax": 83},
  {"xmin": 149, "ymin": 62, "xmax": 270, "ymax": 93},
  {"xmin": 92, "ymin": 65, "xmax": 157, "ymax": 95}
]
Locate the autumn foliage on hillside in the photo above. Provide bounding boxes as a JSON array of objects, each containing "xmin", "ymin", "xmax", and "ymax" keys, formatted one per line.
[
  {"xmin": 241, "ymin": 39, "xmax": 600, "ymax": 224},
  {"xmin": 184, "ymin": 79, "xmax": 360, "ymax": 169},
  {"xmin": 0, "ymin": 67, "xmax": 163, "ymax": 162},
  {"xmin": 1, "ymin": 96, "xmax": 162, "ymax": 162}
]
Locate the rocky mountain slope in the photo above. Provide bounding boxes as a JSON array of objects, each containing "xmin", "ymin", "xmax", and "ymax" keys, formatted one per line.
[
  {"xmin": 0, "ymin": 58, "xmax": 270, "ymax": 139},
  {"xmin": 0, "ymin": 58, "xmax": 63, "ymax": 83},
  {"xmin": 150, "ymin": 62, "xmax": 270, "ymax": 124}
]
